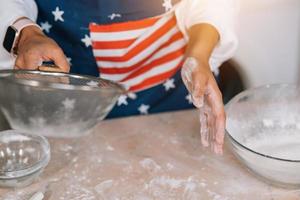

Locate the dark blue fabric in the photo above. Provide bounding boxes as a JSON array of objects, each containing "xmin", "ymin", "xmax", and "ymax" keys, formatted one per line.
[{"xmin": 35, "ymin": 0, "xmax": 197, "ymax": 118}]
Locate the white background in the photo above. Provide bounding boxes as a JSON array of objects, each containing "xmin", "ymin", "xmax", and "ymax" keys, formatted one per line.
[{"xmin": 233, "ymin": 0, "xmax": 300, "ymax": 88}]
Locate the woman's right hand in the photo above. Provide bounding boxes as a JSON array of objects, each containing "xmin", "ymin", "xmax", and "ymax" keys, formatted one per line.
[{"xmin": 15, "ymin": 25, "xmax": 70, "ymax": 72}]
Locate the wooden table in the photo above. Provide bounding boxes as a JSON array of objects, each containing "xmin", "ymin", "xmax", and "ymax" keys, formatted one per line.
[{"xmin": 1, "ymin": 110, "xmax": 299, "ymax": 200}]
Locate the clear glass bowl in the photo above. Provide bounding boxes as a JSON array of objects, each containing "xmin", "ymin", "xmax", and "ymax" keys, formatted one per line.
[
  {"xmin": 0, "ymin": 130, "xmax": 50, "ymax": 187},
  {"xmin": 0, "ymin": 70, "xmax": 124, "ymax": 137},
  {"xmin": 226, "ymin": 84, "xmax": 300, "ymax": 188}
]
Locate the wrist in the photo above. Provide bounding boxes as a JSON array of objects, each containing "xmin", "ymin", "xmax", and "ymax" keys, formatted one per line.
[
  {"xmin": 184, "ymin": 56, "xmax": 210, "ymax": 71},
  {"xmin": 186, "ymin": 24, "xmax": 219, "ymax": 69},
  {"xmin": 185, "ymin": 48, "xmax": 210, "ymax": 63},
  {"xmin": 10, "ymin": 17, "xmax": 42, "ymax": 55},
  {"xmin": 185, "ymin": 46, "xmax": 211, "ymax": 70}
]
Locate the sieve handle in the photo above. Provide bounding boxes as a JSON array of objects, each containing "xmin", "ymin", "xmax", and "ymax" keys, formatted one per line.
[{"xmin": 38, "ymin": 61, "xmax": 65, "ymax": 73}]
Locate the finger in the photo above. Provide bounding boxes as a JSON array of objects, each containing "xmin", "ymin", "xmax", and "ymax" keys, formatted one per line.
[
  {"xmin": 14, "ymin": 65, "xmax": 22, "ymax": 70},
  {"xmin": 14, "ymin": 56, "xmax": 24, "ymax": 70},
  {"xmin": 205, "ymin": 103, "xmax": 215, "ymax": 146},
  {"xmin": 48, "ymin": 49, "xmax": 70, "ymax": 73},
  {"xmin": 15, "ymin": 55, "xmax": 41, "ymax": 70},
  {"xmin": 207, "ymin": 82, "xmax": 225, "ymax": 154},
  {"xmin": 192, "ymin": 92, "xmax": 204, "ymax": 108},
  {"xmin": 23, "ymin": 54, "xmax": 43, "ymax": 70},
  {"xmin": 199, "ymin": 109, "xmax": 209, "ymax": 147},
  {"xmin": 210, "ymin": 90, "xmax": 225, "ymax": 144},
  {"xmin": 200, "ymin": 99, "xmax": 215, "ymax": 148}
]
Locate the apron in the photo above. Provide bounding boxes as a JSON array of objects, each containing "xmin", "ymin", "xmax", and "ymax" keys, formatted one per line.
[
  {"xmin": 89, "ymin": 13, "xmax": 186, "ymax": 92},
  {"xmin": 35, "ymin": 0, "xmax": 194, "ymax": 118}
]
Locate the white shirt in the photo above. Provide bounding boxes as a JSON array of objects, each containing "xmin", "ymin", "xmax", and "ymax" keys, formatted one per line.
[{"xmin": 0, "ymin": 0, "xmax": 238, "ymax": 71}]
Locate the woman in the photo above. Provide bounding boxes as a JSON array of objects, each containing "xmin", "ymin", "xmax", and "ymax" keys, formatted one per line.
[{"xmin": 0, "ymin": 0, "xmax": 238, "ymax": 154}]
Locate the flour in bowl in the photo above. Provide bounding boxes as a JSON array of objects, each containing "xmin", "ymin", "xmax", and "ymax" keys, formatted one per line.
[{"xmin": 244, "ymin": 128, "xmax": 300, "ymax": 160}]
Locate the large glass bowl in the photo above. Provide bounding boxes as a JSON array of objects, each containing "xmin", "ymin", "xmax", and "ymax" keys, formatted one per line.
[
  {"xmin": 0, "ymin": 130, "xmax": 50, "ymax": 187},
  {"xmin": 226, "ymin": 84, "xmax": 300, "ymax": 187},
  {"xmin": 0, "ymin": 70, "xmax": 124, "ymax": 137}
]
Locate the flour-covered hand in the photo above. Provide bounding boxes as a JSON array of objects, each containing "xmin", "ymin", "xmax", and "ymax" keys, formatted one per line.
[{"xmin": 181, "ymin": 57, "xmax": 225, "ymax": 154}]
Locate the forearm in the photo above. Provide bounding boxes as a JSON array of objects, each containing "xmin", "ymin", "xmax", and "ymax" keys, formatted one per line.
[
  {"xmin": 181, "ymin": 23, "xmax": 225, "ymax": 154},
  {"xmin": 175, "ymin": 0, "xmax": 238, "ymax": 72},
  {"xmin": 185, "ymin": 23, "xmax": 220, "ymax": 66},
  {"xmin": 181, "ymin": 23, "xmax": 226, "ymax": 154}
]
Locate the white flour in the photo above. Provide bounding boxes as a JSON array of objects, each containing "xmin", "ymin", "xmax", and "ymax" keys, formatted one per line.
[
  {"xmin": 246, "ymin": 135, "xmax": 300, "ymax": 160},
  {"xmin": 227, "ymin": 115, "xmax": 300, "ymax": 185},
  {"xmin": 244, "ymin": 127, "xmax": 300, "ymax": 160},
  {"xmin": 148, "ymin": 176, "xmax": 186, "ymax": 189},
  {"xmin": 228, "ymin": 116, "xmax": 300, "ymax": 160},
  {"xmin": 140, "ymin": 158, "xmax": 162, "ymax": 172},
  {"xmin": 3, "ymin": 109, "xmax": 300, "ymax": 200}
]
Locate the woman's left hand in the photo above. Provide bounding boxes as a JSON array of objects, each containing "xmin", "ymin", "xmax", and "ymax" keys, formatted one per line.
[{"xmin": 181, "ymin": 57, "xmax": 225, "ymax": 155}]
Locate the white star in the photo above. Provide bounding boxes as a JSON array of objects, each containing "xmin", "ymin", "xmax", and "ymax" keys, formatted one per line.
[
  {"xmin": 127, "ymin": 92, "xmax": 137, "ymax": 100},
  {"xmin": 185, "ymin": 94, "xmax": 193, "ymax": 104},
  {"xmin": 117, "ymin": 95, "xmax": 128, "ymax": 106},
  {"xmin": 138, "ymin": 104, "xmax": 150, "ymax": 115},
  {"xmin": 162, "ymin": 0, "xmax": 173, "ymax": 12},
  {"xmin": 86, "ymin": 80, "xmax": 98, "ymax": 87},
  {"xmin": 163, "ymin": 78, "xmax": 175, "ymax": 91},
  {"xmin": 52, "ymin": 6, "xmax": 64, "ymax": 22},
  {"xmin": 121, "ymin": 83, "xmax": 130, "ymax": 91},
  {"xmin": 62, "ymin": 98, "xmax": 75, "ymax": 110},
  {"xmin": 67, "ymin": 57, "xmax": 72, "ymax": 66},
  {"xmin": 81, "ymin": 34, "xmax": 92, "ymax": 47},
  {"xmin": 108, "ymin": 13, "xmax": 122, "ymax": 20},
  {"xmin": 40, "ymin": 21, "xmax": 52, "ymax": 33}
]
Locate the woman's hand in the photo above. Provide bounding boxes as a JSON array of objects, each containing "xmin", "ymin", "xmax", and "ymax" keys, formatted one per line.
[
  {"xmin": 181, "ymin": 57, "xmax": 225, "ymax": 154},
  {"xmin": 15, "ymin": 25, "xmax": 69, "ymax": 72},
  {"xmin": 182, "ymin": 23, "xmax": 225, "ymax": 154}
]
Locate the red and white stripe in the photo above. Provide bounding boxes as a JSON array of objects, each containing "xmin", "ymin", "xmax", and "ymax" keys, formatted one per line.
[{"xmin": 89, "ymin": 13, "xmax": 187, "ymax": 92}]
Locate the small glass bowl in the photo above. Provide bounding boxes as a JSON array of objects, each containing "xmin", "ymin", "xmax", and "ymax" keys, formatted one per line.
[{"xmin": 0, "ymin": 130, "xmax": 50, "ymax": 187}]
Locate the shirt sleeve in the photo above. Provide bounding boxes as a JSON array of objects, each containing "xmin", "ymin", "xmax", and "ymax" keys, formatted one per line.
[
  {"xmin": 0, "ymin": 0, "xmax": 38, "ymax": 70},
  {"xmin": 175, "ymin": 0, "xmax": 239, "ymax": 73}
]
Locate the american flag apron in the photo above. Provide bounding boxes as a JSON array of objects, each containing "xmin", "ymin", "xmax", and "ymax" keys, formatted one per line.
[
  {"xmin": 89, "ymin": 13, "xmax": 187, "ymax": 92},
  {"xmin": 35, "ymin": 0, "xmax": 195, "ymax": 118}
]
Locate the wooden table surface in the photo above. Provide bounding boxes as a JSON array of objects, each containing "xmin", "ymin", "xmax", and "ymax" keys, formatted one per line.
[{"xmin": 1, "ymin": 110, "xmax": 299, "ymax": 200}]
